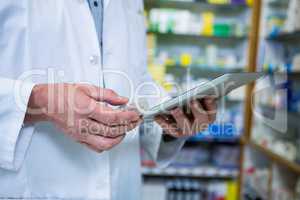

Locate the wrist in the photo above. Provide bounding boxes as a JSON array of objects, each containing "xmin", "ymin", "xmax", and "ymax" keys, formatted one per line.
[{"xmin": 26, "ymin": 84, "xmax": 50, "ymax": 122}]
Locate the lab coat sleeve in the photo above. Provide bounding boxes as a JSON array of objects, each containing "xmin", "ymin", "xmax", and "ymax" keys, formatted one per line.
[
  {"xmin": 0, "ymin": 77, "xmax": 35, "ymax": 171},
  {"xmin": 137, "ymin": 72, "xmax": 186, "ymax": 168},
  {"xmin": 140, "ymin": 121, "xmax": 187, "ymax": 168}
]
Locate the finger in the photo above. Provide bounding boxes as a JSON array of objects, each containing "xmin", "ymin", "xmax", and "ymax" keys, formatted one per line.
[
  {"xmin": 83, "ymin": 85, "xmax": 129, "ymax": 105},
  {"xmin": 80, "ymin": 141, "xmax": 104, "ymax": 153},
  {"xmin": 189, "ymin": 100, "xmax": 209, "ymax": 124},
  {"xmin": 78, "ymin": 119, "xmax": 110, "ymax": 137},
  {"xmin": 79, "ymin": 119, "xmax": 141, "ymax": 138},
  {"xmin": 170, "ymin": 108, "xmax": 192, "ymax": 136},
  {"xmin": 89, "ymin": 104, "xmax": 141, "ymax": 126},
  {"xmin": 155, "ymin": 116, "xmax": 181, "ymax": 137},
  {"xmin": 84, "ymin": 134, "xmax": 125, "ymax": 151},
  {"xmin": 93, "ymin": 121, "xmax": 141, "ymax": 138},
  {"xmin": 188, "ymin": 100, "xmax": 211, "ymax": 133},
  {"xmin": 55, "ymin": 121, "xmax": 82, "ymax": 140},
  {"xmin": 202, "ymin": 98, "xmax": 217, "ymax": 123},
  {"xmin": 110, "ymin": 120, "xmax": 142, "ymax": 137},
  {"xmin": 160, "ymin": 114, "xmax": 177, "ymax": 124}
]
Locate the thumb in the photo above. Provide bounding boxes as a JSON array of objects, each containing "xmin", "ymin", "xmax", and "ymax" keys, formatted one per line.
[{"xmin": 87, "ymin": 86, "xmax": 128, "ymax": 105}]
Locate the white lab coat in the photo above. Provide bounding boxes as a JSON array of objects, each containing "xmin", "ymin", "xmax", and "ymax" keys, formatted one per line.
[{"xmin": 0, "ymin": 0, "xmax": 186, "ymax": 200}]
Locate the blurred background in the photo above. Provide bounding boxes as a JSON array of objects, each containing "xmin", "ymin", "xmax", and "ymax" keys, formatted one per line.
[{"xmin": 139, "ymin": 0, "xmax": 300, "ymax": 199}]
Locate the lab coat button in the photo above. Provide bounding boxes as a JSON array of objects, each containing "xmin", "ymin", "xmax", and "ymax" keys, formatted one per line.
[{"xmin": 89, "ymin": 55, "xmax": 99, "ymax": 65}]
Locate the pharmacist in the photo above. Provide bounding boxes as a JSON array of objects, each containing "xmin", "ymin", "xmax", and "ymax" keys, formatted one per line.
[{"xmin": 0, "ymin": 1, "xmax": 216, "ymax": 200}]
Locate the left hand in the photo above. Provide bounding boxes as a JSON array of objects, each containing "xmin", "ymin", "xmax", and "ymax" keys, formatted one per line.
[{"xmin": 155, "ymin": 98, "xmax": 217, "ymax": 138}]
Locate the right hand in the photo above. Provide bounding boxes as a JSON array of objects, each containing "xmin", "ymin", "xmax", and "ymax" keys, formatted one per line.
[{"xmin": 25, "ymin": 83, "xmax": 142, "ymax": 153}]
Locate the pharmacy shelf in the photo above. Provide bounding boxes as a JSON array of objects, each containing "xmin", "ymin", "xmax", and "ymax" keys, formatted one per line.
[
  {"xmin": 268, "ymin": 0, "xmax": 289, "ymax": 8},
  {"xmin": 267, "ymin": 30, "xmax": 300, "ymax": 42},
  {"xmin": 249, "ymin": 141, "xmax": 300, "ymax": 175},
  {"xmin": 278, "ymin": 72, "xmax": 300, "ymax": 80},
  {"xmin": 257, "ymin": 104, "xmax": 300, "ymax": 127},
  {"xmin": 166, "ymin": 65, "xmax": 244, "ymax": 79},
  {"xmin": 149, "ymin": 31, "xmax": 248, "ymax": 42},
  {"xmin": 257, "ymin": 71, "xmax": 300, "ymax": 81},
  {"xmin": 187, "ymin": 137, "xmax": 241, "ymax": 144},
  {"xmin": 142, "ymin": 166, "xmax": 239, "ymax": 179},
  {"xmin": 144, "ymin": 0, "xmax": 249, "ymax": 12},
  {"xmin": 265, "ymin": 71, "xmax": 300, "ymax": 76}
]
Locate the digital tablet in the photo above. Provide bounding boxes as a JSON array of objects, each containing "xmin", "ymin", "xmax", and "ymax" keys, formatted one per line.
[{"xmin": 142, "ymin": 72, "xmax": 265, "ymax": 120}]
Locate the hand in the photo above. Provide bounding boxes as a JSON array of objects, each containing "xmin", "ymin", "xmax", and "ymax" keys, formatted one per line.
[
  {"xmin": 155, "ymin": 98, "xmax": 217, "ymax": 138},
  {"xmin": 25, "ymin": 83, "xmax": 142, "ymax": 152}
]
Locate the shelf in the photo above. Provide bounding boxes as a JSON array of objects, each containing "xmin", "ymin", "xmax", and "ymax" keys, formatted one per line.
[
  {"xmin": 144, "ymin": 0, "xmax": 249, "ymax": 12},
  {"xmin": 257, "ymin": 104, "xmax": 300, "ymax": 127},
  {"xmin": 265, "ymin": 71, "xmax": 300, "ymax": 76},
  {"xmin": 249, "ymin": 141, "xmax": 300, "ymax": 175},
  {"xmin": 256, "ymin": 71, "xmax": 300, "ymax": 81},
  {"xmin": 268, "ymin": 0, "xmax": 289, "ymax": 8},
  {"xmin": 142, "ymin": 166, "xmax": 238, "ymax": 178},
  {"xmin": 187, "ymin": 137, "xmax": 241, "ymax": 144},
  {"xmin": 166, "ymin": 65, "xmax": 244, "ymax": 79},
  {"xmin": 267, "ymin": 31, "xmax": 300, "ymax": 42},
  {"xmin": 148, "ymin": 31, "xmax": 247, "ymax": 42}
]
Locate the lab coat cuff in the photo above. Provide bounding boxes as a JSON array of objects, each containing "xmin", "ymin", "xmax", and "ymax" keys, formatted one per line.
[
  {"xmin": 0, "ymin": 80, "xmax": 35, "ymax": 171},
  {"xmin": 142, "ymin": 122, "xmax": 186, "ymax": 168},
  {"xmin": 155, "ymin": 131, "xmax": 187, "ymax": 168}
]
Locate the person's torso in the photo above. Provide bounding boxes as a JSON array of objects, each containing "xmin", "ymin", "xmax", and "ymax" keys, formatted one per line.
[{"xmin": 0, "ymin": 0, "xmax": 147, "ymax": 199}]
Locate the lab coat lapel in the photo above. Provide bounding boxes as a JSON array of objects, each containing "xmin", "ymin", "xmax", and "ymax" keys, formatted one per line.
[
  {"xmin": 103, "ymin": 0, "xmax": 131, "ymax": 98},
  {"xmin": 104, "ymin": 0, "xmax": 111, "ymax": 8}
]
